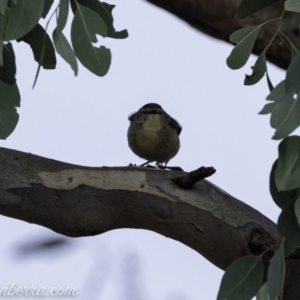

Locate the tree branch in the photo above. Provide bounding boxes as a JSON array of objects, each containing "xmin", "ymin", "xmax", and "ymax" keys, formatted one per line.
[
  {"xmin": 0, "ymin": 147, "xmax": 299, "ymax": 298},
  {"xmin": 0, "ymin": 147, "xmax": 276, "ymax": 268},
  {"xmin": 145, "ymin": 0, "xmax": 300, "ymax": 69}
]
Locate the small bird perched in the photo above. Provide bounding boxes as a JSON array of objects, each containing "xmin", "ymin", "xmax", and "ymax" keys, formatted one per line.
[{"xmin": 127, "ymin": 103, "xmax": 182, "ymax": 167}]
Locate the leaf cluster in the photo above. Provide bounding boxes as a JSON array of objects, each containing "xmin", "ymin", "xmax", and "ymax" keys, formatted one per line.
[
  {"xmin": 218, "ymin": 0, "xmax": 300, "ymax": 299},
  {"xmin": 217, "ymin": 242, "xmax": 285, "ymax": 300},
  {"xmin": 0, "ymin": 0, "xmax": 128, "ymax": 139}
]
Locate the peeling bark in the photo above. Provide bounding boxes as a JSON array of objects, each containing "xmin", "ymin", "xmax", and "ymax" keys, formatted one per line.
[
  {"xmin": 0, "ymin": 147, "xmax": 299, "ymax": 298},
  {"xmin": 145, "ymin": 0, "xmax": 300, "ymax": 69}
]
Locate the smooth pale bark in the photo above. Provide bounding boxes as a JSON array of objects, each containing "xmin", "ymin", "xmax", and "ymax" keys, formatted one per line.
[
  {"xmin": 1, "ymin": 147, "xmax": 300, "ymax": 298},
  {"xmin": 145, "ymin": 0, "xmax": 300, "ymax": 69}
]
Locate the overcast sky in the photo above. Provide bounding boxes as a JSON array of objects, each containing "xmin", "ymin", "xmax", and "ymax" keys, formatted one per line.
[{"xmin": 0, "ymin": 0, "xmax": 290, "ymax": 299}]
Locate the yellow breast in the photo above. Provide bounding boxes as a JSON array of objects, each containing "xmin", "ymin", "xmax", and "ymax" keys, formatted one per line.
[{"xmin": 128, "ymin": 114, "xmax": 180, "ymax": 163}]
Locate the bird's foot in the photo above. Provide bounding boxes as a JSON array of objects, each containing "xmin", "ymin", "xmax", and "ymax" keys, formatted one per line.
[
  {"xmin": 139, "ymin": 161, "xmax": 157, "ymax": 168},
  {"xmin": 128, "ymin": 162, "xmax": 155, "ymax": 168},
  {"xmin": 139, "ymin": 160, "xmax": 152, "ymax": 167},
  {"xmin": 155, "ymin": 163, "xmax": 183, "ymax": 171},
  {"xmin": 129, "ymin": 162, "xmax": 182, "ymax": 170}
]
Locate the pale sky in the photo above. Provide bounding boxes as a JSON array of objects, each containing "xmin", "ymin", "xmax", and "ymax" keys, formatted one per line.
[{"xmin": 0, "ymin": 0, "xmax": 289, "ymax": 299}]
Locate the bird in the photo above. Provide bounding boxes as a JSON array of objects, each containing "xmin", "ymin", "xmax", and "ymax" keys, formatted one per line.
[{"xmin": 127, "ymin": 103, "xmax": 182, "ymax": 167}]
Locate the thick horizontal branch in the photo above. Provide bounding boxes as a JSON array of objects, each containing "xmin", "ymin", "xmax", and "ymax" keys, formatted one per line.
[
  {"xmin": 145, "ymin": 0, "xmax": 300, "ymax": 69},
  {"xmin": 0, "ymin": 147, "xmax": 275, "ymax": 268}
]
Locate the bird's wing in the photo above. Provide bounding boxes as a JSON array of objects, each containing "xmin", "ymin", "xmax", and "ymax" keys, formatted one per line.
[
  {"xmin": 128, "ymin": 112, "xmax": 137, "ymax": 121},
  {"xmin": 168, "ymin": 117, "xmax": 182, "ymax": 135}
]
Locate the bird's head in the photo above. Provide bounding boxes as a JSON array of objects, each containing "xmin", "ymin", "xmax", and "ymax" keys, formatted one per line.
[{"xmin": 129, "ymin": 103, "xmax": 165, "ymax": 121}]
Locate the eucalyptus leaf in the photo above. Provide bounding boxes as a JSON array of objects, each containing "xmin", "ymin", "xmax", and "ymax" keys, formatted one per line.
[
  {"xmin": 0, "ymin": 16, "xmax": 4, "ymax": 65},
  {"xmin": 256, "ymin": 282, "xmax": 270, "ymax": 300},
  {"xmin": 286, "ymin": 55, "xmax": 300, "ymax": 96},
  {"xmin": 101, "ymin": 2, "xmax": 128, "ymax": 38},
  {"xmin": 259, "ymin": 103, "xmax": 275, "ymax": 115},
  {"xmin": 236, "ymin": 0, "xmax": 279, "ymax": 19},
  {"xmin": 244, "ymin": 52, "xmax": 266, "ymax": 85},
  {"xmin": 71, "ymin": 4, "xmax": 111, "ymax": 76},
  {"xmin": 57, "ymin": 0, "xmax": 69, "ymax": 32},
  {"xmin": 270, "ymin": 160, "xmax": 293, "ymax": 209},
  {"xmin": 0, "ymin": 0, "xmax": 8, "ymax": 15},
  {"xmin": 294, "ymin": 196, "xmax": 300, "ymax": 228},
  {"xmin": 0, "ymin": 81, "xmax": 20, "ymax": 140},
  {"xmin": 227, "ymin": 26, "xmax": 260, "ymax": 70},
  {"xmin": 0, "ymin": 42, "xmax": 16, "ymax": 84},
  {"xmin": 53, "ymin": 29, "xmax": 78, "ymax": 75},
  {"xmin": 276, "ymin": 136, "xmax": 300, "ymax": 191},
  {"xmin": 230, "ymin": 26, "xmax": 260, "ymax": 44},
  {"xmin": 285, "ymin": 0, "xmax": 300, "ymax": 12},
  {"xmin": 3, "ymin": 5, "xmax": 10, "ymax": 32},
  {"xmin": 291, "ymin": 46, "xmax": 300, "ymax": 60},
  {"xmin": 267, "ymin": 81, "xmax": 285, "ymax": 100},
  {"xmin": 19, "ymin": 24, "xmax": 56, "ymax": 69},
  {"xmin": 270, "ymin": 95, "xmax": 293, "ymax": 129},
  {"xmin": 271, "ymin": 94, "xmax": 300, "ymax": 140},
  {"xmin": 267, "ymin": 241, "xmax": 285, "ymax": 300},
  {"xmin": 4, "ymin": 0, "xmax": 44, "ymax": 41},
  {"xmin": 42, "ymin": 0, "xmax": 54, "ymax": 18},
  {"xmin": 278, "ymin": 200, "xmax": 300, "ymax": 255},
  {"xmin": 72, "ymin": 0, "xmax": 128, "ymax": 39},
  {"xmin": 217, "ymin": 256, "xmax": 263, "ymax": 300}
]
